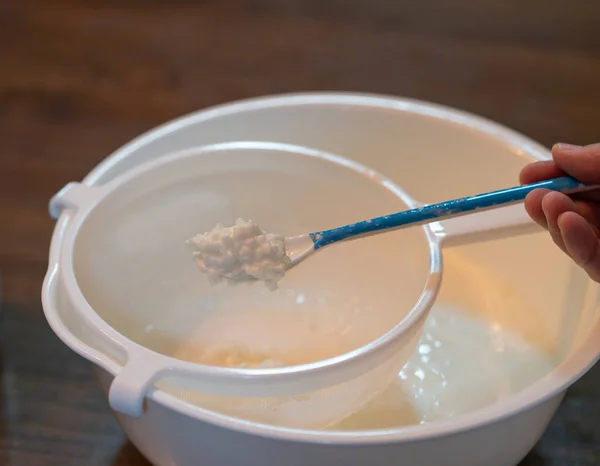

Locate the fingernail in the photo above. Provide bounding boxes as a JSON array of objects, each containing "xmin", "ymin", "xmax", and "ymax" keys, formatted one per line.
[{"xmin": 555, "ymin": 143, "xmax": 582, "ymax": 151}]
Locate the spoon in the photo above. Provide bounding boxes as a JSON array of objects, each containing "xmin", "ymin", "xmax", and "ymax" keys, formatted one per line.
[{"xmin": 284, "ymin": 176, "xmax": 597, "ymax": 266}]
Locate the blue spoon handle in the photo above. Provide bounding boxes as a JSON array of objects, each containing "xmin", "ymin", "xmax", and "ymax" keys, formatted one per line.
[{"xmin": 309, "ymin": 176, "xmax": 597, "ymax": 249}]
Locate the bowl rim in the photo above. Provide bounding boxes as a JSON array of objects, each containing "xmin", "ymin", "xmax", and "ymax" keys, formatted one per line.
[{"xmin": 48, "ymin": 92, "xmax": 600, "ymax": 444}]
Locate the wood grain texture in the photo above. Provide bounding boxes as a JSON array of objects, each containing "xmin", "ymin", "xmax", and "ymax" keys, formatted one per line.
[{"xmin": 0, "ymin": 0, "xmax": 598, "ymax": 464}]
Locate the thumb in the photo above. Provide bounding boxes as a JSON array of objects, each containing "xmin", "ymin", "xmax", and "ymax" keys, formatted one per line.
[{"xmin": 552, "ymin": 143, "xmax": 600, "ymax": 184}]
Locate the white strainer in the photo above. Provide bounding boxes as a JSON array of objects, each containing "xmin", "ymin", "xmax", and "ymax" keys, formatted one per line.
[{"xmin": 43, "ymin": 141, "xmax": 531, "ymax": 429}]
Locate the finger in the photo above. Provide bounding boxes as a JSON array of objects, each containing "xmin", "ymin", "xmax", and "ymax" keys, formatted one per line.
[
  {"xmin": 558, "ymin": 211, "xmax": 600, "ymax": 282},
  {"xmin": 541, "ymin": 191, "xmax": 580, "ymax": 254},
  {"xmin": 571, "ymin": 189, "xmax": 600, "ymax": 203},
  {"xmin": 573, "ymin": 200, "xmax": 600, "ymax": 232},
  {"xmin": 519, "ymin": 160, "xmax": 564, "ymax": 185},
  {"xmin": 552, "ymin": 143, "xmax": 600, "ymax": 184},
  {"xmin": 523, "ymin": 188, "xmax": 600, "ymax": 232},
  {"xmin": 524, "ymin": 188, "xmax": 551, "ymax": 228}
]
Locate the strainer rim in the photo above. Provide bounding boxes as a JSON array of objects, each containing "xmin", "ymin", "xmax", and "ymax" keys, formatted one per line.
[{"xmin": 55, "ymin": 140, "xmax": 442, "ymax": 396}]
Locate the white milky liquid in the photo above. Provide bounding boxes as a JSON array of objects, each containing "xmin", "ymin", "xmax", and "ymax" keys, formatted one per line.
[
  {"xmin": 332, "ymin": 250, "xmax": 557, "ymax": 430},
  {"xmin": 169, "ymin": 247, "xmax": 558, "ymax": 430}
]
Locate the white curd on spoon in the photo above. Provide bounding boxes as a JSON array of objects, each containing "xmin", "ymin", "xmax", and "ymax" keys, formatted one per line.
[{"xmin": 188, "ymin": 218, "xmax": 289, "ymax": 290}]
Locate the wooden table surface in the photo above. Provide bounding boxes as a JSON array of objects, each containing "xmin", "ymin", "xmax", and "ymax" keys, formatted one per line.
[{"xmin": 1, "ymin": 0, "xmax": 599, "ymax": 464}]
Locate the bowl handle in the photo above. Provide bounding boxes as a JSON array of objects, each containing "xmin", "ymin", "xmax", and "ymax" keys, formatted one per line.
[
  {"xmin": 49, "ymin": 182, "xmax": 104, "ymax": 219},
  {"xmin": 108, "ymin": 349, "xmax": 166, "ymax": 417},
  {"xmin": 435, "ymin": 203, "xmax": 540, "ymax": 248}
]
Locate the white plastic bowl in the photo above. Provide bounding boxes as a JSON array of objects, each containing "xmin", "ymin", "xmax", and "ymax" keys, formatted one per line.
[{"xmin": 43, "ymin": 93, "xmax": 600, "ymax": 466}]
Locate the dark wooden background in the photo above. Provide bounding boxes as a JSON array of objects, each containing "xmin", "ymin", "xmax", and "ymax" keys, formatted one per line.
[{"xmin": 1, "ymin": 0, "xmax": 599, "ymax": 464}]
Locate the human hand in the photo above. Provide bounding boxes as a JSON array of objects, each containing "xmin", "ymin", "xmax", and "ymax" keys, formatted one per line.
[{"xmin": 520, "ymin": 143, "xmax": 600, "ymax": 282}]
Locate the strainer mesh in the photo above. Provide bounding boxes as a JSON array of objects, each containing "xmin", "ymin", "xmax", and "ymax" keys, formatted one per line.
[{"xmin": 155, "ymin": 336, "xmax": 419, "ymax": 429}]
